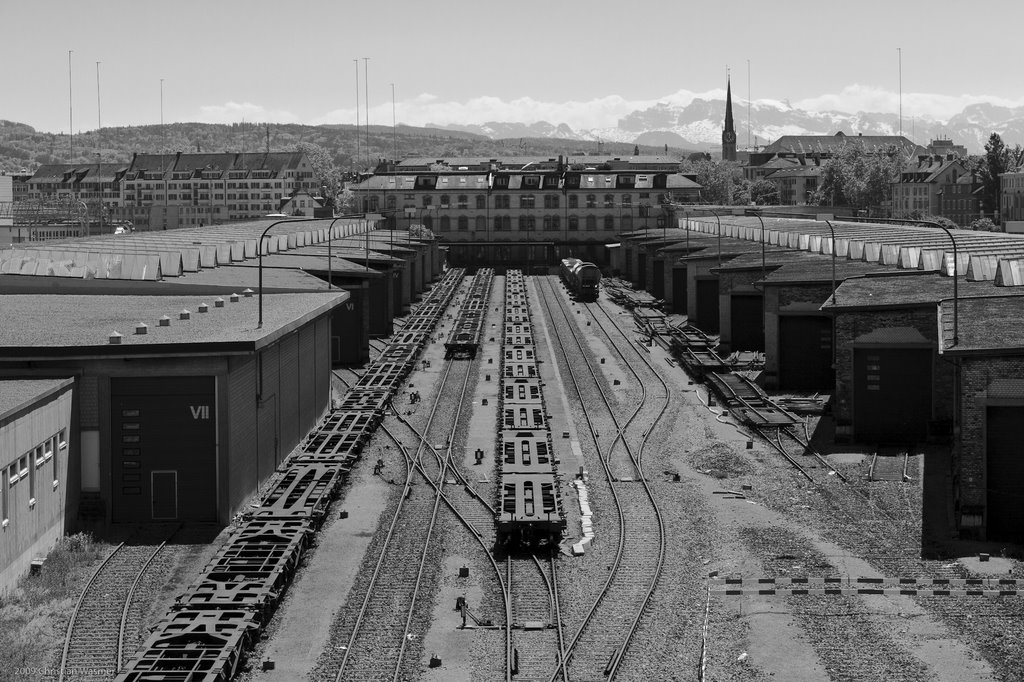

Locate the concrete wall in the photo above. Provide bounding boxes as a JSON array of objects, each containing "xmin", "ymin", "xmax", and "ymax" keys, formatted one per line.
[{"xmin": 0, "ymin": 382, "xmax": 75, "ymax": 592}]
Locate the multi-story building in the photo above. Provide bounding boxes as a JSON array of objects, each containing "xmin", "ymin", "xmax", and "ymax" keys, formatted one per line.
[
  {"xmin": 349, "ymin": 156, "xmax": 701, "ymax": 266},
  {"xmin": 890, "ymin": 156, "xmax": 967, "ymax": 218},
  {"xmin": 116, "ymin": 151, "xmax": 319, "ymax": 229},
  {"xmin": 767, "ymin": 165, "xmax": 823, "ymax": 205},
  {"xmin": 24, "ymin": 163, "xmax": 126, "ymax": 209},
  {"xmin": 1001, "ymin": 168, "xmax": 1024, "ymax": 229},
  {"xmin": 940, "ymin": 171, "xmax": 982, "ymax": 227}
]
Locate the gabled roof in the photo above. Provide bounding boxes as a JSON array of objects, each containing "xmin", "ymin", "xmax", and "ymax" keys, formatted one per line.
[{"xmin": 764, "ymin": 133, "xmax": 926, "ymax": 158}]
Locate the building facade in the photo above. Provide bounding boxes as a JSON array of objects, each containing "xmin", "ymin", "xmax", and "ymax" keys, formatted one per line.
[
  {"xmin": 1001, "ymin": 168, "xmax": 1024, "ymax": 224},
  {"xmin": 940, "ymin": 172, "xmax": 982, "ymax": 227},
  {"xmin": 891, "ymin": 156, "xmax": 967, "ymax": 218}
]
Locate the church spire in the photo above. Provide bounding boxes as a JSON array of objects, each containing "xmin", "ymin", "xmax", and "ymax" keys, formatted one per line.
[{"xmin": 722, "ymin": 76, "xmax": 737, "ymax": 162}]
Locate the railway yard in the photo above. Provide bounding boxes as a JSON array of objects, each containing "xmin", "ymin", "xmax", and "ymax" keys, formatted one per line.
[{"xmin": 36, "ymin": 269, "xmax": 1024, "ymax": 681}]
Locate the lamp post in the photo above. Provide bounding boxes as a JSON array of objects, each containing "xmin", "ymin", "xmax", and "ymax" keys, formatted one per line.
[
  {"xmin": 918, "ymin": 219, "xmax": 959, "ymax": 346},
  {"xmin": 823, "ymin": 219, "xmax": 838, "ymax": 306},
  {"xmin": 259, "ymin": 217, "xmax": 321, "ymax": 328}
]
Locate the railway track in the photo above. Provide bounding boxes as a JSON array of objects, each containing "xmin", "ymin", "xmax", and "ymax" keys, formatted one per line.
[
  {"xmin": 507, "ymin": 554, "xmax": 566, "ymax": 681},
  {"xmin": 58, "ymin": 527, "xmax": 174, "ymax": 681},
  {"xmin": 322, "ymin": 358, "xmax": 472, "ymax": 682},
  {"xmin": 536, "ymin": 276, "xmax": 667, "ymax": 681}
]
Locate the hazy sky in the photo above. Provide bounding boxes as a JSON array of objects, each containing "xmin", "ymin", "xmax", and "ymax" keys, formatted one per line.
[{"xmin": 5, "ymin": 0, "xmax": 1024, "ymax": 133}]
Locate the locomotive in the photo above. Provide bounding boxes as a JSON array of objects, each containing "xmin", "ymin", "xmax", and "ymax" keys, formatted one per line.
[{"xmin": 559, "ymin": 257, "xmax": 601, "ymax": 301}]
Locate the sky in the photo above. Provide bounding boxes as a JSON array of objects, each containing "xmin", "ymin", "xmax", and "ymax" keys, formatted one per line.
[{"xmin": 4, "ymin": 0, "xmax": 1024, "ymax": 134}]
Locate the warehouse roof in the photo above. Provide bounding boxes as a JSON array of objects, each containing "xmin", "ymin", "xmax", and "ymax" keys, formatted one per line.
[
  {"xmin": 0, "ymin": 292, "xmax": 347, "ymax": 357},
  {"xmin": 940, "ymin": 294, "xmax": 1024, "ymax": 354},
  {"xmin": 0, "ymin": 378, "xmax": 75, "ymax": 423},
  {"xmin": 822, "ymin": 273, "xmax": 1005, "ymax": 310}
]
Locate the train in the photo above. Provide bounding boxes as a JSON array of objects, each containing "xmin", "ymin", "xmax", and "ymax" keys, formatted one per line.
[
  {"xmin": 559, "ymin": 257, "xmax": 601, "ymax": 301},
  {"xmin": 115, "ymin": 268, "xmax": 467, "ymax": 682},
  {"xmin": 494, "ymin": 270, "xmax": 566, "ymax": 548}
]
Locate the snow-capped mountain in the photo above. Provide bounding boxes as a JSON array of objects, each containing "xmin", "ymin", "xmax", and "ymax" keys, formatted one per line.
[{"xmin": 431, "ymin": 100, "xmax": 1024, "ymax": 154}]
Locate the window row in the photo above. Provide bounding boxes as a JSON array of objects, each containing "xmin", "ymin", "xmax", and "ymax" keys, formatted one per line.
[
  {"xmin": 420, "ymin": 194, "xmax": 652, "ymax": 209},
  {"xmin": 3, "ymin": 429, "xmax": 66, "ymax": 523},
  {"xmin": 428, "ymin": 215, "xmax": 634, "ymax": 232}
]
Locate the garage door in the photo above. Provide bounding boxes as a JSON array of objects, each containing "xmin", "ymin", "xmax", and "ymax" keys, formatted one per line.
[
  {"xmin": 986, "ymin": 406, "xmax": 1024, "ymax": 542},
  {"xmin": 853, "ymin": 348, "xmax": 931, "ymax": 442},
  {"xmin": 730, "ymin": 295, "xmax": 764, "ymax": 352},
  {"xmin": 779, "ymin": 316, "xmax": 833, "ymax": 391},
  {"xmin": 671, "ymin": 268, "xmax": 687, "ymax": 315},
  {"xmin": 111, "ymin": 376, "xmax": 216, "ymax": 522},
  {"xmin": 695, "ymin": 278, "xmax": 720, "ymax": 333}
]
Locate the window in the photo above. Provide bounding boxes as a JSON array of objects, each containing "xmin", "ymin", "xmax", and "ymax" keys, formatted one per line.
[
  {"xmin": 457, "ymin": 216, "xmax": 469, "ymax": 231},
  {"xmin": 440, "ymin": 195, "xmax": 450, "ymax": 208},
  {"xmin": 495, "ymin": 195, "xmax": 510, "ymax": 209},
  {"xmin": 520, "ymin": 194, "xmax": 535, "ymax": 209},
  {"xmin": 457, "ymin": 195, "xmax": 468, "ymax": 209},
  {"xmin": 568, "ymin": 195, "xmax": 578, "ymax": 209},
  {"xmin": 494, "ymin": 215, "xmax": 506, "ymax": 231},
  {"xmin": 422, "ymin": 196, "xmax": 433, "ymax": 208},
  {"xmin": 586, "ymin": 215, "xmax": 597, "ymax": 231},
  {"xmin": 439, "ymin": 216, "xmax": 451, "ymax": 232},
  {"xmin": 543, "ymin": 215, "xmax": 561, "ymax": 231},
  {"xmin": 622, "ymin": 194, "xmax": 632, "ymax": 207},
  {"xmin": 544, "ymin": 194, "xmax": 560, "ymax": 209},
  {"xmin": 568, "ymin": 216, "xmax": 579, "ymax": 231},
  {"xmin": 586, "ymin": 194, "xmax": 596, "ymax": 209},
  {"xmin": 476, "ymin": 195, "xmax": 486, "ymax": 209},
  {"xmin": 522, "ymin": 175, "xmax": 541, "ymax": 188},
  {"xmin": 604, "ymin": 216, "xmax": 615, "ymax": 230},
  {"xmin": 518, "ymin": 216, "xmax": 536, "ymax": 231},
  {"xmin": 475, "ymin": 216, "xmax": 486, "ymax": 231},
  {"xmin": 604, "ymin": 194, "xmax": 614, "ymax": 208}
]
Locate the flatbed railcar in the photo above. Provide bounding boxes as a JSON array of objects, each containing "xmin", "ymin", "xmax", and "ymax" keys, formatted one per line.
[
  {"xmin": 116, "ymin": 268, "xmax": 467, "ymax": 682},
  {"xmin": 494, "ymin": 269, "xmax": 566, "ymax": 549},
  {"xmin": 560, "ymin": 257, "xmax": 602, "ymax": 301}
]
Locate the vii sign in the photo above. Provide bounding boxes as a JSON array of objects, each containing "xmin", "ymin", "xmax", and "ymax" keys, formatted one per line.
[{"xmin": 190, "ymin": 405, "xmax": 211, "ymax": 420}]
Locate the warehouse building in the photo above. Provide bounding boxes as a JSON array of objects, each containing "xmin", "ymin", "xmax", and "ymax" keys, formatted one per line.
[
  {"xmin": 0, "ymin": 291, "xmax": 346, "ymax": 527},
  {"xmin": 0, "ymin": 378, "xmax": 75, "ymax": 592}
]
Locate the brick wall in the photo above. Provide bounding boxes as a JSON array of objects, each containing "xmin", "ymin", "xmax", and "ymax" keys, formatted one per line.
[
  {"xmin": 956, "ymin": 355, "xmax": 1024, "ymax": 538},
  {"xmin": 833, "ymin": 306, "xmax": 954, "ymax": 439}
]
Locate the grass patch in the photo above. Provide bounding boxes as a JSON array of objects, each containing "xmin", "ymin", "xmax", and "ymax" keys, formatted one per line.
[{"xmin": 0, "ymin": 532, "xmax": 111, "ymax": 674}]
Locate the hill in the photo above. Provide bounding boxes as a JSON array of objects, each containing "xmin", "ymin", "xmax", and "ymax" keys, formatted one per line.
[{"xmin": 0, "ymin": 120, "xmax": 693, "ymax": 174}]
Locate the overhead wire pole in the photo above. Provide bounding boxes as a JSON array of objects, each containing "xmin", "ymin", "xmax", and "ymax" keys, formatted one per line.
[
  {"xmin": 363, "ymin": 57, "xmax": 370, "ymax": 171},
  {"xmin": 96, "ymin": 61, "xmax": 102, "ymax": 236},
  {"xmin": 898, "ymin": 47, "xmax": 903, "ymax": 137},
  {"xmin": 354, "ymin": 59, "xmax": 360, "ymax": 174},
  {"xmin": 68, "ymin": 50, "xmax": 74, "ymax": 162}
]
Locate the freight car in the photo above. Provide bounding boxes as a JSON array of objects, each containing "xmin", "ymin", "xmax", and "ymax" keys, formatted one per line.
[
  {"xmin": 494, "ymin": 270, "xmax": 566, "ymax": 549},
  {"xmin": 559, "ymin": 257, "xmax": 601, "ymax": 301}
]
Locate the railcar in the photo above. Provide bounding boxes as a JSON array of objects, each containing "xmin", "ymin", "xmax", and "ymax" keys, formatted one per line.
[{"xmin": 559, "ymin": 257, "xmax": 601, "ymax": 301}]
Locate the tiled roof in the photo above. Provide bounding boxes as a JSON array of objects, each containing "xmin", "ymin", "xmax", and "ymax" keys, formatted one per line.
[
  {"xmin": 767, "ymin": 165, "xmax": 824, "ymax": 178},
  {"xmin": 0, "ymin": 378, "xmax": 74, "ymax": 422},
  {"xmin": 763, "ymin": 133, "xmax": 926, "ymax": 158},
  {"xmin": 822, "ymin": 273, "xmax": 1005, "ymax": 309}
]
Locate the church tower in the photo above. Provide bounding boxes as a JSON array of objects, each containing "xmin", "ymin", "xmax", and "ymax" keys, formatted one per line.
[{"xmin": 722, "ymin": 77, "xmax": 737, "ymax": 162}]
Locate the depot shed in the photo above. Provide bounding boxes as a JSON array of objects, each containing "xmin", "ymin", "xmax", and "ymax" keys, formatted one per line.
[
  {"xmin": 939, "ymin": 295, "xmax": 1024, "ymax": 543},
  {"xmin": 0, "ymin": 291, "xmax": 346, "ymax": 527}
]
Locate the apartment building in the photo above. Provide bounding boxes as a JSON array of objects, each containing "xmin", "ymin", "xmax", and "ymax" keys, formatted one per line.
[{"xmin": 891, "ymin": 156, "xmax": 967, "ymax": 218}]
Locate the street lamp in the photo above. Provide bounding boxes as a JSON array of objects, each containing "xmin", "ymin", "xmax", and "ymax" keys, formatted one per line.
[
  {"xmin": 258, "ymin": 217, "xmax": 322, "ymax": 328},
  {"xmin": 918, "ymin": 219, "xmax": 959, "ymax": 346}
]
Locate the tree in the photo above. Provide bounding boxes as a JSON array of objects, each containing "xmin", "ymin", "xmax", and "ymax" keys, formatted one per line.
[
  {"xmin": 297, "ymin": 141, "xmax": 342, "ymax": 206},
  {"xmin": 969, "ymin": 217, "xmax": 1000, "ymax": 232},
  {"xmin": 749, "ymin": 179, "xmax": 780, "ymax": 206},
  {"xmin": 682, "ymin": 159, "xmax": 749, "ymax": 205},
  {"xmin": 810, "ymin": 143, "xmax": 902, "ymax": 212},
  {"xmin": 979, "ymin": 133, "xmax": 1024, "ymax": 222},
  {"xmin": 634, "ymin": 144, "xmax": 640, "ymax": 156}
]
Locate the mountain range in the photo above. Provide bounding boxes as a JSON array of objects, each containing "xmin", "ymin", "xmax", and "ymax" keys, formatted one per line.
[{"xmin": 431, "ymin": 99, "xmax": 1024, "ymax": 154}]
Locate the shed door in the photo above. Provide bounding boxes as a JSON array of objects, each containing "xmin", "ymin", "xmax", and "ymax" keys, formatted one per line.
[
  {"xmin": 652, "ymin": 260, "xmax": 665, "ymax": 299},
  {"xmin": 695, "ymin": 278, "xmax": 720, "ymax": 333},
  {"xmin": 671, "ymin": 268, "xmax": 687, "ymax": 314},
  {"xmin": 853, "ymin": 348, "xmax": 931, "ymax": 442},
  {"xmin": 779, "ymin": 316, "xmax": 833, "ymax": 391},
  {"xmin": 986, "ymin": 406, "xmax": 1024, "ymax": 542},
  {"xmin": 730, "ymin": 294, "xmax": 764, "ymax": 352}
]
